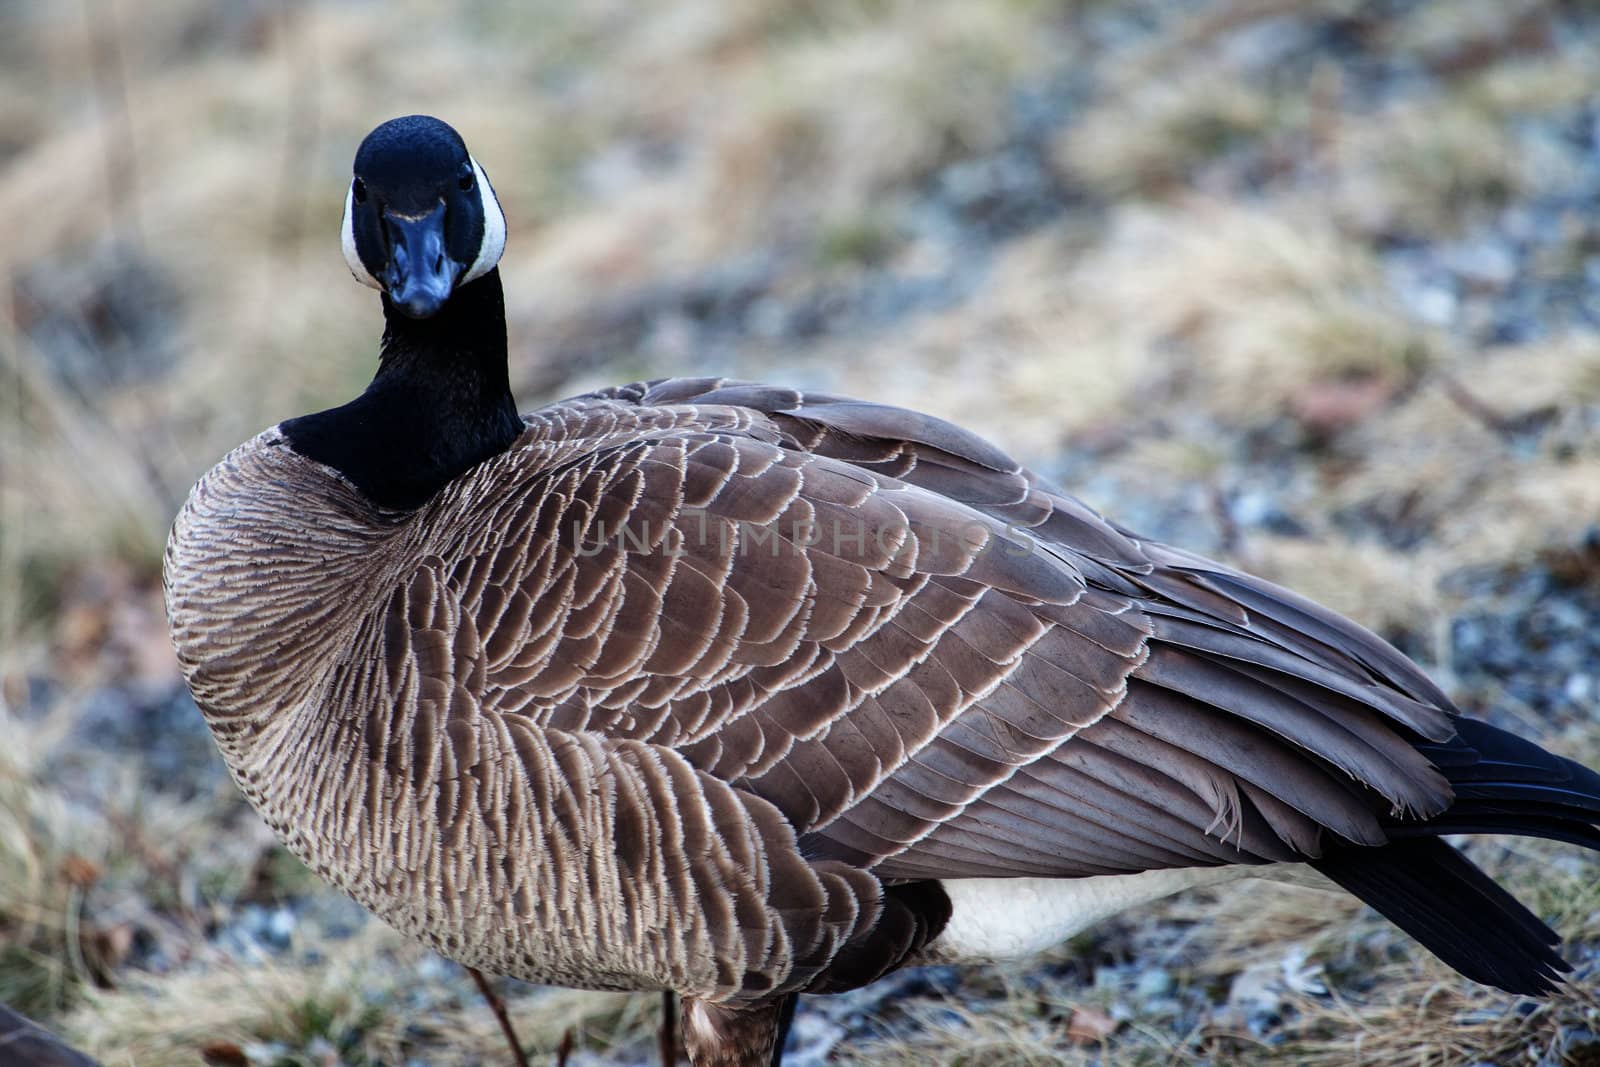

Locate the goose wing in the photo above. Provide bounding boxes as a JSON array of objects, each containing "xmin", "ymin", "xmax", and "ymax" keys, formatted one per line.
[{"xmin": 392, "ymin": 377, "xmax": 1457, "ymax": 885}]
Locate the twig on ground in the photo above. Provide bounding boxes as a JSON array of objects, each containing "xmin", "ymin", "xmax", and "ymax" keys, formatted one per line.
[
  {"xmin": 467, "ymin": 966, "xmax": 531, "ymax": 1067},
  {"xmin": 1436, "ymin": 371, "xmax": 1529, "ymax": 440}
]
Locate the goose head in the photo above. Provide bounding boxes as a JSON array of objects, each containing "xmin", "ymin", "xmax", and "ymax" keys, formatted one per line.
[{"xmin": 340, "ymin": 115, "xmax": 506, "ymax": 319}]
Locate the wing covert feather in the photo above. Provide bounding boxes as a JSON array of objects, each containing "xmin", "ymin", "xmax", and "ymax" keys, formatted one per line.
[{"xmin": 377, "ymin": 379, "xmax": 1464, "ymax": 896}]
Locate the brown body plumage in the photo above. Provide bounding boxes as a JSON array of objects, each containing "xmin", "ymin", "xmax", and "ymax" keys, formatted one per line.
[{"xmin": 165, "ymin": 117, "xmax": 1600, "ymax": 1066}]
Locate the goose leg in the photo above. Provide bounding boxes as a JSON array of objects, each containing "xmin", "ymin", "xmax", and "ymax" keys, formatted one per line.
[
  {"xmin": 467, "ymin": 965, "xmax": 531, "ymax": 1067},
  {"xmin": 660, "ymin": 990, "xmax": 678, "ymax": 1065},
  {"xmin": 772, "ymin": 995, "xmax": 798, "ymax": 1065}
]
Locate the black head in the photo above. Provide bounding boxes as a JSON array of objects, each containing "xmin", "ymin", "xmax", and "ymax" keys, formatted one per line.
[{"xmin": 341, "ymin": 115, "xmax": 506, "ymax": 319}]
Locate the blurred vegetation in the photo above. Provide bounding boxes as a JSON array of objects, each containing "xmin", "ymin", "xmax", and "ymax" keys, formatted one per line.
[{"xmin": 3, "ymin": 0, "xmax": 1600, "ymax": 1063}]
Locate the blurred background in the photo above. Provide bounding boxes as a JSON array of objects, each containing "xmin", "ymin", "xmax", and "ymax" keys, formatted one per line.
[{"xmin": 4, "ymin": 0, "xmax": 1600, "ymax": 1063}]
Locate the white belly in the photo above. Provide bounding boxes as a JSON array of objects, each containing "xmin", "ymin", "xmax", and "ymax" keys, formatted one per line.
[{"xmin": 927, "ymin": 866, "xmax": 1269, "ymax": 961}]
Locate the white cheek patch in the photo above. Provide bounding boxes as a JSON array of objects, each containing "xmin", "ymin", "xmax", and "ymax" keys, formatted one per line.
[
  {"xmin": 462, "ymin": 156, "xmax": 506, "ymax": 283},
  {"xmin": 341, "ymin": 183, "xmax": 382, "ymax": 290}
]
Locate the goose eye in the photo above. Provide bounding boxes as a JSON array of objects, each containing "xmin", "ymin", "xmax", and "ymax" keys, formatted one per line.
[
  {"xmin": 458, "ymin": 170, "xmax": 475, "ymax": 193},
  {"xmin": 352, "ymin": 177, "xmax": 368, "ymax": 204}
]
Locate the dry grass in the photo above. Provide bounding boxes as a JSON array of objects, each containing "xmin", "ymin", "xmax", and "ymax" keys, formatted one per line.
[
  {"xmin": 809, "ymin": 197, "xmax": 1433, "ymax": 464},
  {"xmin": 59, "ymin": 939, "xmax": 649, "ymax": 1067},
  {"xmin": 5, "ymin": 0, "xmax": 1600, "ymax": 1064},
  {"xmin": 843, "ymin": 851, "xmax": 1600, "ymax": 1067},
  {"xmin": 1059, "ymin": 67, "xmax": 1292, "ymax": 197},
  {"xmin": 1331, "ymin": 95, "xmax": 1536, "ymax": 238}
]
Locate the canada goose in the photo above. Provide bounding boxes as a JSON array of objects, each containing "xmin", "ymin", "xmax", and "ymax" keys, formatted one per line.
[{"xmin": 165, "ymin": 115, "xmax": 1600, "ymax": 1066}]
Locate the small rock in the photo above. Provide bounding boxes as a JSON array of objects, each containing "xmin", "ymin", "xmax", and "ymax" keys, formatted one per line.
[
  {"xmin": 1288, "ymin": 376, "xmax": 1396, "ymax": 436},
  {"xmin": 303, "ymin": 1037, "xmax": 338, "ymax": 1066},
  {"xmin": 1223, "ymin": 961, "xmax": 1285, "ymax": 1035},
  {"xmin": 1411, "ymin": 284, "xmax": 1459, "ymax": 326},
  {"xmin": 265, "ymin": 905, "xmax": 296, "ymax": 946},
  {"xmin": 1065, "ymin": 1005, "xmax": 1118, "ymax": 1044},
  {"xmin": 1142, "ymin": 996, "xmax": 1184, "ymax": 1017},
  {"xmin": 1440, "ymin": 238, "xmax": 1518, "ymax": 292},
  {"xmin": 1565, "ymin": 673, "xmax": 1594, "ymax": 704},
  {"xmin": 1135, "ymin": 968, "xmax": 1173, "ymax": 1000},
  {"xmin": 1092, "ymin": 963, "xmax": 1127, "ymax": 991}
]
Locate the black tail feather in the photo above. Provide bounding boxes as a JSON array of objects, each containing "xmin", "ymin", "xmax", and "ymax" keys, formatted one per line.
[
  {"xmin": 1314, "ymin": 715, "xmax": 1600, "ymax": 996},
  {"xmin": 1388, "ymin": 811, "xmax": 1600, "ymax": 852},
  {"xmin": 1311, "ymin": 836, "xmax": 1569, "ymax": 996},
  {"xmin": 1421, "ymin": 717, "xmax": 1600, "ymax": 802},
  {"xmin": 1409, "ymin": 716, "xmax": 1600, "ymax": 851}
]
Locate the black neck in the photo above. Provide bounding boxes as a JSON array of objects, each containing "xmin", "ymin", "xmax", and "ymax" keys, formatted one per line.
[{"xmin": 281, "ymin": 268, "xmax": 522, "ymax": 510}]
